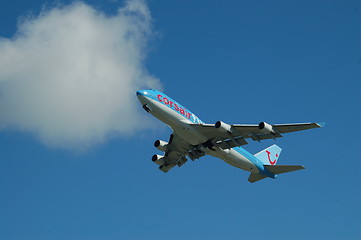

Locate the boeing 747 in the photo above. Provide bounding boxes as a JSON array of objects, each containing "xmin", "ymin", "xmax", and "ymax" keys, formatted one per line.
[{"xmin": 136, "ymin": 89, "xmax": 324, "ymax": 183}]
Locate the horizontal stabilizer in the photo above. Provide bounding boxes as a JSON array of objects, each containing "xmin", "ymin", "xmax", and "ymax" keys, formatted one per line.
[
  {"xmin": 248, "ymin": 173, "xmax": 267, "ymax": 183},
  {"xmin": 248, "ymin": 165, "xmax": 305, "ymax": 183},
  {"xmin": 264, "ymin": 165, "xmax": 305, "ymax": 174}
]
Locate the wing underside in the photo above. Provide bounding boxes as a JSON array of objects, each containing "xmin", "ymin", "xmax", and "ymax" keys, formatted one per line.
[
  {"xmin": 189, "ymin": 122, "xmax": 323, "ymax": 149},
  {"xmin": 154, "ymin": 122, "xmax": 323, "ymax": 173},
  {"xmin": 157, "ymin": 133, "xmax": 205, "ymax": 173}
]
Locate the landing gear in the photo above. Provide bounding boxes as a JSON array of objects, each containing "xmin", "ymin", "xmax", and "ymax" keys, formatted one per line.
[
  {"xmin": 203, "ymin": 139, "xmax": 216, "ymax": 151},
  {"xmin": 142, "ymin": 104, "xmax": 151, "ymax": 112}
]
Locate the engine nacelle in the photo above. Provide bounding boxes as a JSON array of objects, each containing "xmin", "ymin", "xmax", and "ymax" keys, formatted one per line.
[
  {"xmin": 215, "ymin": 121, "xmax": 232, "ymax": 134},
  {"xmin": 154, "ymin": 140, "xmax": 168, "ymax": 152},
  {"xmin": 258, "ymin": 122, "xmax": 274, "ymax": 134},
  {"xmin": 152, "ymin": 154, "xmax": 165, "ymax": 166}
]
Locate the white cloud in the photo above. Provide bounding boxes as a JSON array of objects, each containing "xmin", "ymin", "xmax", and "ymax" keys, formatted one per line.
[{"xmin": 0, "ymin": 0, "xmax": 161, "ymax": 149}]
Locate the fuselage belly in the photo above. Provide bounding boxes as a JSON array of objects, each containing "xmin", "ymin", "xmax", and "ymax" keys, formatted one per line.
[{"xmin": 138, "ymin": 93, "xmax": 258, "ymax": 173}]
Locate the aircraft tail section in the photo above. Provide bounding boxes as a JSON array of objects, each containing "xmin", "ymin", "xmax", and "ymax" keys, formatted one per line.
[
  {"xmin": 248, "ymin": 165, "xmax": 305, "ymax": 183},
  {"xmin": 264, "ymin": 165, "xmax": 305, "ymax": 174},
  {"xmin": 254, "ymin": 144, "xmax": 282, "ymax": 165},
  {"xmin": 248, "ymin": 173, "xmax": 267, "ymax": 183}
]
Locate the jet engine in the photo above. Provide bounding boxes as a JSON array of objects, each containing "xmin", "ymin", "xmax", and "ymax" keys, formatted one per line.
[
  {"xmin": 152, "ymin": 154, "xmax": 165, "ymax": 166},
  {"xmin": 258, "ymin": 122, "xmax": 274, "ymax": 134},
  {"xmin": 215, "ymin": 121, "xmax": 232, "ymax": 134},
  {"xmin": 154, "ymin": 140, "xmax": 168, "ymax": 152}
]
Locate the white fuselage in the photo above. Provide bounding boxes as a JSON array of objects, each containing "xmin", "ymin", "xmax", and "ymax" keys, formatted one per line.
[{"xmin": 138, "ymin": 95, "xmax": 259, "ymax": 174}]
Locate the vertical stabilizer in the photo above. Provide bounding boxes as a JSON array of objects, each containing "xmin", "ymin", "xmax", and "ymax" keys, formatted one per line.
[{"xmin": 254, "ymin": 144, "xmax": 282, "ymax": 165}]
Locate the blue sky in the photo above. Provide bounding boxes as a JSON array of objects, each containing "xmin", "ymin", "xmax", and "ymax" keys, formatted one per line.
[{"xmin": 0, "ymin": 0, "xmax": 360, "ymax": 240}]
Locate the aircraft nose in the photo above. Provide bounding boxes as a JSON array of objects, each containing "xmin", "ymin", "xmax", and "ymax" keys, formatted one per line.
[
  {"xmin": 136, "ymin": 90, "xmax": 148, "ymax": 96},
  {"xmin": 136, "ymin": 89, "xmax": 149, "ymax": 104}
]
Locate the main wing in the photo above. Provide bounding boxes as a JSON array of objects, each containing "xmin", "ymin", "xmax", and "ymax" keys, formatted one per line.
[
  {"xmin": 190, "ymin": 121, "xmax": 324, "ymax": 149},
  {"xmin": 155, "ymin": 133, "xmax": 205, "ymax": 173}
]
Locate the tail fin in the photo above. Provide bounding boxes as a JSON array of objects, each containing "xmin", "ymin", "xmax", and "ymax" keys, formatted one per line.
[
  {"xmin": 249, "ymin": 145, "xmax": 304, "ymax": 183},
  {"xmin": 254, "ymin": 144, "xmax": 282, "ymax": 165}
]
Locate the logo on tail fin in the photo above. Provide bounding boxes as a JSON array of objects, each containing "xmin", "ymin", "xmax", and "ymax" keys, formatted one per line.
[
  {"xmin": 266, "ymin": 150, "xmax": 278, "ymax": 165},
  {"xmin": 254, "ymin": 144, "xmax": 282, "ymax": 165}
]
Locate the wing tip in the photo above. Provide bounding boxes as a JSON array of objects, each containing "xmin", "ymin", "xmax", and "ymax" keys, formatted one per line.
[{"xmin": 316, "ymin": 122, "xmax": 326, "ymax": 128}]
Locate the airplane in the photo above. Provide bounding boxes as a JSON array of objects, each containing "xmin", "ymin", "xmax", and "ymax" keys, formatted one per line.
[{"xmin": 136, "ymin": 89, "xmax": 324, "ymax": 183}]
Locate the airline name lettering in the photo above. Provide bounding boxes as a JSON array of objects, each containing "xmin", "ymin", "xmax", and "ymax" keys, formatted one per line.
[{"xmin": 157, "ymin": 94, "xmax": 192, "ymax": 119}]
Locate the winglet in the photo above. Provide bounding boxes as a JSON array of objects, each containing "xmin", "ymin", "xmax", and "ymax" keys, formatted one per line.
[{"xmin": 317, "ymin": 122, "xmax": 326, "ymax": 128}]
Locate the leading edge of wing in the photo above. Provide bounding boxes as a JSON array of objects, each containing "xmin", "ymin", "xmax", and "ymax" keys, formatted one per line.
[
  {"xmin": 190, "ymin": 122, "xmax": 325, "ymax": 131},
  {"xmin": 191, "ymin": 122, "xmax": 325, "ymax": 127},
  {"xmin": 271, "ymin": 122, "xmax": 325, "ymax": 133},
  {"xmin": 189, "ymin": 121, "xmax": 324, "ymax": 142}
]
